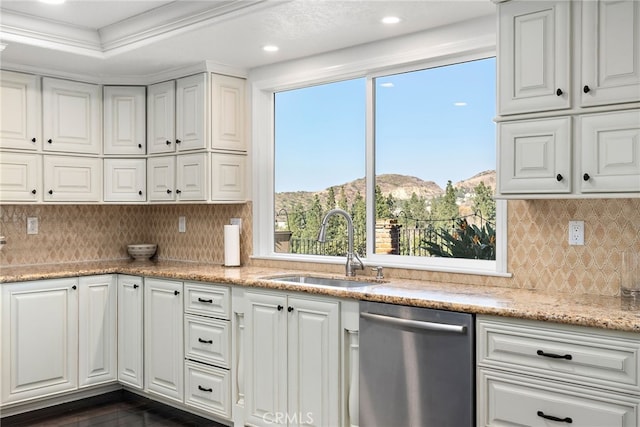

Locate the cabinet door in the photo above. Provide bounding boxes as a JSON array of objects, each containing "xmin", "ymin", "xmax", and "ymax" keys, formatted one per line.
[
  {"xmin": 211, "ymin": 153, "xmax": 245, "ymax": 201},
  {"xmin": 0, "ymin": 70, "xmax": 40, "ymax": 150},
  {"xmin": 244, "ymin": 291, "xmax": 288, "ymax": 427},
  {"xmin": 78, "ymin": 275, "xmax": 117, "ymax": 388},
  {"xmin": 147, "ymin": 80, "xmax": 176, "ymax": 154},
  {"xmin": 103, "ymin": 86, "xmax": 146, "ymax": 155},
  {"xmin": 104, "ymin": 158, "xmax": 146, "ymax": 202},
  {"xmin": 287, "ymin": 297, "xmax": 340, "ymax": 427},
  {"xmin": 144, "ymin": 278, "xmax": 183, "ymax": 402},
  {"xmin": 43, "ymin": 155, "xmax": 102, "ymax": 202},
  {"xmin": 0, "ymin": 152, "xmax": 41, "ymax": 202},
  {"xmin": 498, "ymin": 1, "xmax": 570, "ymax": 115},
  {"xmin": 42, "ymin": 77, "xmax": 101, "ymax": 154},
  {"xmin": 581, "ymin": 0, "xmax": 640, "ymax": 106},
  {"xmin": 1, "ymin": 278, "xmax": 78, "ymax": 404},
  {"xmin": 498, "ymin": 117, "xmax": 571, "ymax": 194},
  {"xmin": 176, "ymin": 73, "xmax": 207, "ymax": 152},
  {"xmin": 176, "ymin": 152, "xmax": 207, "ymax": 201},
  {"xmin": 118, "ymin": 275, "xmax": 144, "ymax": 389},
  {"xmin": 580, "ymin": 110, "xmax": 640, "ymax": 193},
  {"xmin": 211, "ymin": 73, "xmax": 245, "ymax": 151},
  {"xmin": 147, "ymin": 155, "xmax": 175, "ymax": 201}
]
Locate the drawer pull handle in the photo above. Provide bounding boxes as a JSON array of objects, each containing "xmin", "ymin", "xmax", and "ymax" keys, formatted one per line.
[
  {"xmin": 198, "ymin": 298, "xmax": 213, "ymax": 303},
  {"xmin": 537, "ymin": 411, "xmax": 572, "ymax": 424},
  {"xmin": 537, "ymin": 350, "xmax": 572, "ymax": 360},
  {"xmin": 198, "ymin": 338, "xmax": 213, "ymax": 344},
  {"xmin": 198, "ymin": 385, "xmax": 213, "ymax": 392}
]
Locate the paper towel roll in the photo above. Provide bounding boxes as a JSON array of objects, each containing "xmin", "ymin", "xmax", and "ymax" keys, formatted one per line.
[{"xmin": 224, "ymin": 224, "xmax": 240, "ymax": 266}]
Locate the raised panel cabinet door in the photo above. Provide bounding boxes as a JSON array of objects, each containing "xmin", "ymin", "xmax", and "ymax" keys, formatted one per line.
[
  {"xmin": 104, "ymin": 158, "xmax": 146, "ymax": 202},
  {"xmin": 144, "ymin": 278, "xmax": 184, "ymax": 402},
  {"xmin": 147, "ymin": 155, "xmax": 175, "ymax": 201},
  {"xmin": 176, "ymin": 152, "xmax": 207, "ymax": 201},
  {"xmin": 0, "ymin": 70, "xmax": 40, "ymax": 150},
  {"xmin": 147, "ymin": 80, "xmax": 176, "ymax": 154},
  {"xmin": 43, "ymin": 155, "xmax": 102, "ymax": 202},
  {"xmin": 117, "ymin": 275, "xmax": 144, "ymax": 389},
  {"xmin": 498, "ymin": 0, "xmax": 570, "ymax": 115},
  {"xmin": 211, "ymin": 73, "xmax": 246, "ymax": 151},
  {"xmin": 78, "ymin": 275, "xmax": 117, "ymax": 388},
  {"xmin": 498, "ymin": 117, "xmax": 571, "ymax": 194},
  {"xmin": 42, "ymin": 77, "xmax": 101, "ymax": 154},
  {"xmin": 582, "ymin": 0, "xmax": 640, "ymax": 106},
  {"xmin": 580, "ymin": 109, "xmax": 640, "ymax": 193},
  {"xmin": 287, "ymin": 297, "xmax": 340, "ymax": 427},
  {"xmin": 0, "ymin": 152, "xmax": 41, "ymax": 202},
  {"xmin": 103, "ymin": 86, "xmax": 146, "ymax": 155},
  {"xmin": 176, "ymin": 73, "xmax": 208, "ymax": 152},
  {"xmin": 1, "ymin": 278, "xmax": 78, "ymax": 404},
  {"xmin": 244, "ymin": 291, "xmax": 288, "ymax": 427},
  {"xmin": 211, "ymin": 153, "xmax": 246, "ymax": 201}
]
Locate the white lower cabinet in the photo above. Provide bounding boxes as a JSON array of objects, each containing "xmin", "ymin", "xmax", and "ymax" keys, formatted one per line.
[
  {"xmin": 144, "ymin": 278, "xmax": 184, "ymax": 402},
  {"xmin": 117, "ymin": 275, "xmax": 144, "ymax": 389},
  {"xmin": 477, "ymin": 316, "xmax": 640, "ymax": 427},
  {"xmin": 78, "ymin": 275, "xmax": 117, "ymax": 388},
  {"xmin": 242, "ymin": 289, "xmax": 340, "ymax": 427}
]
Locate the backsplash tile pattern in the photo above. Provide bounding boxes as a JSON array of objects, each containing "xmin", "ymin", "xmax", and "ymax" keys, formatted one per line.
[{"xmin": 1, "ymin": 199, "xmax": 638, "ymax": 296}]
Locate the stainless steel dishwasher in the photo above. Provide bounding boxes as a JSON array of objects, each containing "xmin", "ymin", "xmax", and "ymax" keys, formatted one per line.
[{"xmin": 359, "ymin": 301, "xmax": 475, "ymax": 427}]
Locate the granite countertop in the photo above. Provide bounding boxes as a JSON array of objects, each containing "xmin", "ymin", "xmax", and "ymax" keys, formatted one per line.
[{"xmin": 1, "ymin": 259, "xmax": 639, "ymax": 333}]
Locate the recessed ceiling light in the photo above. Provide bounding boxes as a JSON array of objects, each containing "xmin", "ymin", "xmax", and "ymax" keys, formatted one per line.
[
  {"xmin": 39, "ymin": 0, "xmax": 66, "ymax": 4},
  {"xmin": 263, "ymin": 45, "xmax": 279, "ymax": 52},
  {"xmin": 381, "ymin": 16, "xmax": 401, "ymax": 25}
]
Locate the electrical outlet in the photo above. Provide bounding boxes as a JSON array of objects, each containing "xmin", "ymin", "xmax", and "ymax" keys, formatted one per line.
[
  {"xmin": 27, "ymin": 217, "xmax": 38, "ymax": 235},
  {"xmin": 230, "ymin": 218, "xmax": 242, "ymax": 233},
  {"xmin": 568, "ymin": 220, "xmax": 584, "ymax": 245},
  {"xmin": 178, "ymin": 216, "xmax": 186, "ymax": 233}
]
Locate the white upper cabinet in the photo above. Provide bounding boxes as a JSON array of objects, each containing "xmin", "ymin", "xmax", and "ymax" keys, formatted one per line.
[
  {"xmin": 42, "ymin": 77, "xmax": 101, "ymax": 154},
  {"xmin": 147, "ymin": 155, "xmax": 175, "ymax": 201},
  {"xmin": 104, "ymin": 158, "xmax": 146, "ymax": 202},
  {"xmin": 176, "ymin": 73, "xmax": 208, "ymax": 152},
  {"xmin": 44, "ymin": 155, "xmax": 101, "ymax": 202},
  {"xmin": 211, "ymin": 152, "xmax": 245, "ymax": 201},
  {"xmin": 581, "ymin": 0, "xmax": 640, "ymax": 107},
  {"xmin": 176, "ymin": 152, "xmax": 208, "ymax": 201},
  {"xmin": 211, "ymin": 74, "xmax": 246, "ymax": 151},
  {"xmin": 498, "ymin": 1, "xmax": 571, "ymax": 115},
  {"xmin": 103, "ymin": 86, "xmax": 146, "ymax": 155},
  {"xmin": 0, "ymin": 71, "xmax": 40, "ymax": 150},
  {"xmin": 0, "ymin": 152, "xmax": 41, "ymax": 202},
  {"xmin": 147, "ymin": 80, "xmax": 176, "ymax": 154}
]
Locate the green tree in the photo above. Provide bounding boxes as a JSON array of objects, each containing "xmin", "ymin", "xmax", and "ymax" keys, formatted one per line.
[
  {"xmin": 402, "ymin": 192, "xmax": 428, "ymax": 224},
  {"xmin": 472, "ymin": 182, "xmax": 496, "ymax": 222},
  {"xmin": 338, "ymin": 186, "xmax": 348, "ymax": 211},
  {"xmin": 351, "ymin": 191, "xmax": 367, "ymax": 255},
  {"xmin": 430, "ymin": 180, "xmax": 459, "ymax": 224},
  {"xmin": 375, "ymin": 184, "xmax": 394, "ymax": 220}
]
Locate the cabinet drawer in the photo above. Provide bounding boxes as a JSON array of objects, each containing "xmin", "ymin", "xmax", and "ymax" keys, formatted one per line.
[
  {"xmin": 478, "ymin": 318, "xmax": 640, "ymax": 394},
  {"xmin": 479, "ymin": 369, "xmax": 639, "ymax": 427},
  {"xmin": 184, "ymin": 360, "xmax": 231, "ymax": 419},
  {"xmin": 184, "ymin": 282, "xmax": 230, "ymax": 319},
  {"xmin": 184, "ymin": 314, "xmax": 230, "ymax": 368}
]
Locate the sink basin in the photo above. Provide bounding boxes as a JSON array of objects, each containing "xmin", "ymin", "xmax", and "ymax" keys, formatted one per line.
[{"xmin": 264, "ymin": 275, "xmax": 377, "ymax": 288}]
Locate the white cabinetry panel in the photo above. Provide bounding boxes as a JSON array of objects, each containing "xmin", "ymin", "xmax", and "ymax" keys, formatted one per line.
[
  {"xmin": 43, "ymin": 155, "xmax": 101, "ymax": 202},
  {"xmin": 0, "ymin": 152, "xmax": 41, "ymax": 202},
  {"xmin": 104, "ymin": 158, "xmax": 146, "ymax": 202},
  {"xmin": 184, "ymin": 360, "xmax": 231, "ymax": 418},
  {"xmin": 0, "ymin": 71, "xmax": 40, "ymax": 150},
  {"xmin": 147, "ymin": 156, "xmax": 175, "ymax": 201},
  {"xmin": 147, "ymin": 81, "xmax": 176, "ymax": 154},
  {"xmin": 103, "ymin": 86, "xmax": 146, "ymax": 155},
  {"xmin": 211, "ymin": 153, "xmax": 245, "ymax": 201},
  {"xmin": 176, "ymin": 152, "xmax": 207, "ymax": 201},
  {"xmin": 211, "ymin": 74, "xmax": 245, "ymax": 151},
  {"xmin": 176, "ymin": 73, "xmax": 207, "ymax": 152},
  {"xmin": 118, "ymin": 275, "xmax": 144, "ymax": 389}
]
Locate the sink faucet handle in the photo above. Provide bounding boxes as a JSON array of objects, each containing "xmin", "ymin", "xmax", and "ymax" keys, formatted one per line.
[{"xmin": 371, "ymin": 266, "xmax": 384, "ymax": 279}]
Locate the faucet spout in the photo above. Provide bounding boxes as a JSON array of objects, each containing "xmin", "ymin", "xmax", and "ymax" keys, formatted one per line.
[{"xmin": 317, "ymin": 208, "xmax": 364, "ymax": 277}]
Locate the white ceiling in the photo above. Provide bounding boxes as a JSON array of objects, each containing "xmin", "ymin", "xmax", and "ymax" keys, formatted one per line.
[{"xmin": 0, "ymin": 0, "xmax": 495, "ymax": 80}]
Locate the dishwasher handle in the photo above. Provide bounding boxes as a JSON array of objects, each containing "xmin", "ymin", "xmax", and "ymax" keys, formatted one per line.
[{"xmin": 361, "ymin": 312, "xmax": 467, "ymax": 334}]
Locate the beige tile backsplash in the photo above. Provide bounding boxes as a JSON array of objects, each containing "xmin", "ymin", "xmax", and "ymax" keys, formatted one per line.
[{"xmin": 1, "ymin": 199, "xmax": 638, "ymax": 296}]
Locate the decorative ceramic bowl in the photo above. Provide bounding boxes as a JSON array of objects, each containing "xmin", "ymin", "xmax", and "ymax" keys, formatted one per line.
[{"xmin": 127, "ymin": 244, "xmax": 157, "ymax": 261}]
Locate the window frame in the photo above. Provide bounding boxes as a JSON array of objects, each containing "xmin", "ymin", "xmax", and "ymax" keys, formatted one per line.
[{"xmin": 251, "ymin": 18, "xmax": 509, "ymax": 277}]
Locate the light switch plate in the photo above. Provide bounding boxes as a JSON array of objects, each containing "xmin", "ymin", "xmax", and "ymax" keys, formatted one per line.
[{"xmin": 27, "ymin": 217, "xmax": 38, "ymax": 235}]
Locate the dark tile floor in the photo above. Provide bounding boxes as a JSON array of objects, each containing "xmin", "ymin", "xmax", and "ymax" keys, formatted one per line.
[{"xmin": 1, "ymin": 390, "xmax": 227, "ymax": 427}]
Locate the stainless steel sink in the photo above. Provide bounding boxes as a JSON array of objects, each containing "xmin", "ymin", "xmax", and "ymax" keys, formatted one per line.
[{"xmin": 263, "ymin": 275, "xmax": 377, "ymax": 288}]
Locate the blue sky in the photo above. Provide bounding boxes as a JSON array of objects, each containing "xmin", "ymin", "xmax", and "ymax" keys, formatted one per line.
[{"xmin": 275, "ymin": 57, "xmax": 496, "ymax": 193}]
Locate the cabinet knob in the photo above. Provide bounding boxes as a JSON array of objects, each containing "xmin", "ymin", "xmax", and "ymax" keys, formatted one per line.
[
  {"xmin": 138, "ymin": 190, "xmax": 143, "ymax": 196},
  {"xmin": 47, "ymin": 139, "xmax": 52, "ymax": 144},
  {"xmin": 166, "ymin": 140, "xmax": 171, "ymax": 145},
  {"xmin": 174, "ymin": 290, "xmax": 180, "ymax": 296},
  {"xmin": 583, "ymin": 173, "xmax": 591, "ymax": 181},
  {"xmin": 138, "ymin": 144, "xmax": 142, "ymax": 149},
  {"xmin": 555, "ymin": 88, "xmax": 563, "ymax": 96},
  {"xmin": 583, "ymin": 85, "xmax": 591, "ymax": 93},
  {"xmin": 288, "ymin": 306, "xmax": 294, "ymax": 312},
  {"xmin": 31, "ymin": 189, "xmax": 37, "ymax": 194},
  {"xmin": 556, "ymin": 174, "xmax": 563, "ymax": 182},
  {"xmin": 133, "ymin": 284, "xmax": 139, "ymax": 289},
  {"xmin": 31, "ymin": 137, "xmax": 37, "ymax": 143},
  {"xmin": 277, "ymin": 304, "xmax": 284, "ymax": 311},
  {"xmin": 48, "ymin": 190, "xmax": 53, "ymax": 195},
  {"xmin": 176, "ymin": 139, "xmax": 181, "ymax": 144},
  {"xmin": 176, "ymin": 189, "xmax": 182, "ymax": 194},
  {"xmin": 72, "ymin": 285, "xmax": 77, "ymax": 290},
  {"xmin": 166, "ymin": 189, "xmax": 172, "ymax": 194}
]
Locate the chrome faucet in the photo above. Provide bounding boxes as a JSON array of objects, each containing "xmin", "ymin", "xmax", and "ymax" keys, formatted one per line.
[{"xmin": 317, "ymin": 208, "xmax": 364, "ymax": 277}]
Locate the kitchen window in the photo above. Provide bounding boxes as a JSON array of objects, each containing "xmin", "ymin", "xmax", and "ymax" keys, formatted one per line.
[{"xmin": 254, "ymin": 52, "xmax": 507, "ymax": 276}]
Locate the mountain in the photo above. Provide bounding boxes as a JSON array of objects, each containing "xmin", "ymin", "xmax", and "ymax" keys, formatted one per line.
[{"xmin": 275, "ymin": 171, "xmax": 496, "ymax": 213}]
